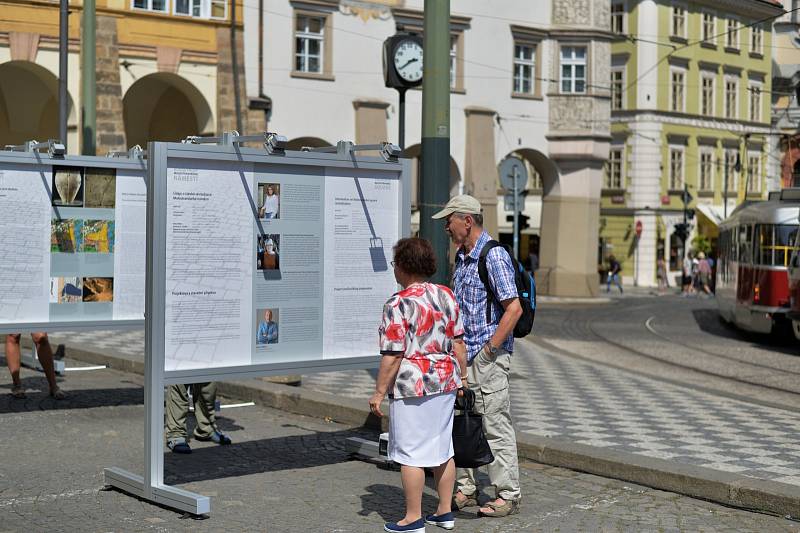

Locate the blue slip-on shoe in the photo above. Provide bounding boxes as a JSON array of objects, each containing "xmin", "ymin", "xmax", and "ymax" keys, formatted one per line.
[
  {"xmin": 167, "ymin": 437, "xmax": 192, "ymax": 454},
  {"xmin": 384, "ymin": 518, "xmax": 426, "ymax": 532},
  {"xmin": 425, "ymin": 512, "xmax": 455, "ymax": 530},
  {"xmin": 194, "ymin": 430, "xmax": 232, "ymax": 445}
]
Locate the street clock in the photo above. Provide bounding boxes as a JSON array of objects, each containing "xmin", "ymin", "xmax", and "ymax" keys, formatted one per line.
[{"xmin": 383, "ymin": 33, "xmax": 424, "ymax": 89}]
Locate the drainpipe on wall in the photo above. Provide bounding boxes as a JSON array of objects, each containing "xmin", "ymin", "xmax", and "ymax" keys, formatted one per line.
[
  {"xmin": 81, "ymin": 0, "xmax": 96, "ymax": 155},
  {"xmin": 58, "ymin": 0, "xmax": 68, "ymax": 149}
]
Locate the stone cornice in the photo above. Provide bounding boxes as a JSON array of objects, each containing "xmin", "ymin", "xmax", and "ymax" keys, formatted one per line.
[
  {"xmin": 611, "ymin": 110, "xmax": 772, "ymax": 134},
  {"xmin": 510, "ymin": 24, "xmax": 548, "ymax": 40},
  {"xmin": 392, "ymin": 8, "xmax": 471, "ymax": 31},
  {"xmin": 549, "ymin": 27, "xmax": 615, "ymax": 41},
  {"xmin": 686, "ymin": 0, "xmax": 784, "ymax": 18}
]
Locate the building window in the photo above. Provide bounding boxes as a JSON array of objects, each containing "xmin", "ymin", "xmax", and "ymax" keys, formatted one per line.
[
  {"xmin": 513, "ymin": 42, "xmax": 536, "ymax": 95},
  {"xmin": 133, "ymin": 0, "xmax": 167, "ymax": 12},
  {"xmin": 611, "ymin": 1, "xmax": 625, "ymax": 34},
  {"xmin": 560, "ymin": 46, "xmax": 586, "ymax": 94},
  {"xmin": 611, "ymin": 69, "xmax": 624, "ymax": 110},
  {"xmin": 174, "ymin": 0, "xmax": 226, "ymax": 18},
  {"xmin": 726, "ymin": 18, "xmax": 739, "ymax": 49},
  {"xmin": 747, "ymin": 154, "xmax": 761, "ymax": 193},
  {"xmin": 672, "ymin": 6, "xmax": 687, "ymax": 38},
  {"xmin": 669, "ymin": 148, "xmax": 684, "ymax": 190},
  {"xmin": 671, "ymin": 69, "xmax": 685, "ymax": 112},
  {"xmin": 701, "ymin": 74, "xmax": 715, "ymax": 116},
  {"xmin": 699, "ymin": 151, "xmax": 714, "ymax": 191},
  {"xmin": 702, "ymin": 12, "xmax": 716, "ymax": 43},
  {"xmin": 749, "ymin": 84, "xmax": 762, "ymax": 122},
  {"xmin": 605, "ymin": 148, "xmax": 624, "ymax": 189},
  {"xmin": 294, "ymin": 14, "xmax": 326, "ymax": 74},
  {"xmin": 724, "ymin": 150, "xmax": 738, "ymax": 193},
  {"xmin": 450, "ymin": 35, "xmax": 458, "ymax": 90},
  {"xmin": 725, "ymin": 78, "xmax": 738, "ymax": 119},
  {"xmin": 750, "ymin": 24, "xmax": 763, "ymax": 55}
]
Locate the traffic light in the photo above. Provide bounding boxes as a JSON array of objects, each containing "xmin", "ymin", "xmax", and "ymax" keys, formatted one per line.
[{"xmin": 673, "ymin": 223, "xmax": 690, "ymax": 242}]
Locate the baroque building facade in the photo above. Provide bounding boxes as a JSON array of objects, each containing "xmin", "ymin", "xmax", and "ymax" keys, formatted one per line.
[
  {"xmin": 606, "ymin": 0, "xmax": 782, "ymax": 287},
  {"xmin": 244, "ymin": 0, "xmax": 611, "ymax": 296},
  {"xmin": 0, "ymin": 0, "xmax": 264, "ymax": 155},
  {"xmin": 770, "ymin": 0, "xmax": 800, "ymax": 189}
]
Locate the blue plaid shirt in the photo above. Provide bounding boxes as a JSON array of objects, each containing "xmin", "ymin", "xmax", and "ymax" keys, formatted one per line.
[{"xmin": 453, "ymin": 231, "xmax": 517, "ymax": 362}]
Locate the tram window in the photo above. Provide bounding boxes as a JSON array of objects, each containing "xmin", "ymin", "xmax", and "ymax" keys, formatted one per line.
[
  {"xmin": 757, "ymin": 224, "xmax": 775, "ymax": 265},
  {"xmin": 776, "ymin": 225, "xmax": 799, "ymax": 267},
  {"xmin": 738, "ymin": 225, "xmax": 752, "ymax": 264}
]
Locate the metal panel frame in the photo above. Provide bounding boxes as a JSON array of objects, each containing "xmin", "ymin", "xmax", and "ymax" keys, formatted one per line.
[
  {"xmin": 0, "ymin": 151, "xmax": 147, "ymax": 334},
  {"xmin": 106, "ymin": 141, "xmax": 411, "ymax": 515}
]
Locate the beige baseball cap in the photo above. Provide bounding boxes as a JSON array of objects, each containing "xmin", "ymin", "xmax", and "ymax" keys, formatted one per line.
[{"xmin": 431, "ymin": 194, "xmax": 483, "ymax": 219}]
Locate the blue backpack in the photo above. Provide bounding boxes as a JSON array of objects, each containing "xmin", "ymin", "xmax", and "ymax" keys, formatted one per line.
[{"xmin": 477, "ymin": 240, "xmax": 536, "ymax": 338}]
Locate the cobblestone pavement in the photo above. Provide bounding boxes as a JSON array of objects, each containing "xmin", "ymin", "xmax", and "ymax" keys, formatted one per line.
[
  {"xmin": 41, "ymin": 296, "xmax": 800, "ymax": 489},
  {"xmin": 1, "ymin": 359, "xmax": 798, "ymax": 532}
]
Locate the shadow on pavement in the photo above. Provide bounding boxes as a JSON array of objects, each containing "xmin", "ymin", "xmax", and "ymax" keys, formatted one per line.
[
  {"xmin": 0, "ymin": 381, "xmax": 143, "ymax": 414},
  {"xmin": 164, "ymin": 427, "xmax": 378, "ymax": 485},
  {"xmin": 691, "ymin": 308, "xmax": 799, "ymax": 356}
]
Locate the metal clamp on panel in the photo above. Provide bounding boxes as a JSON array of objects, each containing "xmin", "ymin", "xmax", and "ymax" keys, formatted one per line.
[
  {"xmin": 107, "ymin": 145, "xmax": 146, "ymax": 159},
  {"xmin": 302, "ymin": 141, "xmax": 402, "ymax": 162},
  {"xmin": 4, "ymin": 139, "xmax": 66, "ymax": 158},
  {"xmin": 182, "ymin": 131, "xmax": 287, "ymax": 156}
]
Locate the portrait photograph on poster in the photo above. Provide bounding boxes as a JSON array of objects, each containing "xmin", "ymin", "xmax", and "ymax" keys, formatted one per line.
[
  {"xmin": 84, "ymin": 168, "xmax": 117, "ymax": 208},
  {"xmin": 51, "ymin": 219, "xmax": 78, "ymax": 253},
  {"xmin": 83, "ymin": 277, "xmax": 114, "ymax": 302},
  {"xmin": 52, "ymin": 166, "xmax": 84, "ymax": 206},
  {"xmin": 256, "ymin": 233, "xmax": 280, "ymax": 271},
  {"xmin": 255, "ymin": 308, "xmax": 279, "ymax": 345},
  {"xmin": 257, "ymin": 183, "xmax": 280, "ymax": 220},
  {"xmin": 80, "ymin": 220, "xmax": 115, "ymax": 253},
  {"xmin": 49, "ymin": 277, "xmax": 82, "ymax": 304}
]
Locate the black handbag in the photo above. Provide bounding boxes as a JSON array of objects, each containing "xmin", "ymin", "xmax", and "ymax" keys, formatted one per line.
[{"xmin": 452, "ymin": 388, "xmax": 494, "ymax": 468}]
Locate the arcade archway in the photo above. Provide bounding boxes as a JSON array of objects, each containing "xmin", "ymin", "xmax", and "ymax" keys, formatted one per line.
[
  {"xmin": 0, "ymin": 61, "xmax": 76, "ymax": 149},
  {"xmin": 123, "ymin": 73, "xmax": 213, "ymax": 148}
]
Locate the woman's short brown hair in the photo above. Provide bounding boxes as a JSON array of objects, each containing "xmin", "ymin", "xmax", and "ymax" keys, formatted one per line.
[{"xmin": 393, "ymin": 238, "xmax": 437, "ymax": 278}]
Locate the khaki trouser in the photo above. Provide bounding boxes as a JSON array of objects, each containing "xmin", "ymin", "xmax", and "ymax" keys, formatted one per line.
[
  {"xmin": 165, "ymin": 382, "xmax": 218, "ymax": 440},
  {"xmin": 456, "ymin": 349, "xmax": 521, "ymax": 502}
]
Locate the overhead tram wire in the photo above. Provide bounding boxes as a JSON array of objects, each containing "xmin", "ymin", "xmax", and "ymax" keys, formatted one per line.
[{"xmin": 624, "ymin": 5, "xmax": 800, "ymax": 94}]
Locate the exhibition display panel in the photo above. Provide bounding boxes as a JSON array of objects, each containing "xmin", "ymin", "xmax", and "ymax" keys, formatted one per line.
[
  {"xmin": 105, "ymin": 138, "xmax": 410, "ymax": 514},
  {"xmin": 0, "ymin": 149, "xmax": 147, "ymax": 334}
]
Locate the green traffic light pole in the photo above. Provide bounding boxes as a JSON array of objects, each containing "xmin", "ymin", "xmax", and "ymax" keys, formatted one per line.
[
  {"xmin": 81, "ymin": 0, "xmax": 96, "ymax": 155},
  {"xmin": 419, "ymin": 0, "xmax": 450, "ymax": 285}
]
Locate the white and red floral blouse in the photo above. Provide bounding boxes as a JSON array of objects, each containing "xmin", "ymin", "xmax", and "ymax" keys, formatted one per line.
[{"xmin": 379, "ymin": 282, "xmax": 465, "ymax": 399}]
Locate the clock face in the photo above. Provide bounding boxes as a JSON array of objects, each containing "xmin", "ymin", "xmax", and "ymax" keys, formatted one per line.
[{"xmin": 393, "ymin": 39, "xmax": 423, "ymax": 83}]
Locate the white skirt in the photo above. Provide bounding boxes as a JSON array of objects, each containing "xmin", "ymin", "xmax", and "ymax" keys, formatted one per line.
[{"xmin": 388, "ymin": 391, "xmax": 456, "ymax": 467}]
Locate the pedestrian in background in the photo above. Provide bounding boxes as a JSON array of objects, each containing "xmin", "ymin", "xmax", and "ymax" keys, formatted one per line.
[
  {"xmin": 432, "ymin": 195, "xmax": 523, "ymax": 519},
  {"xmin": 165, "ymin": 382, "xmax": 231, "ymax": 454},
  {"xmin": 682, "ymin": 253, "xmax": 694, "ymax": 296},
  {"xmin": 606, "ymin": 255, "xmax": 623, "ymax": 293},
  {"xmin": 5, "ymin": 333, "xmax": 64, "ymax": 399},
  {"xmin": 369, "ymin": 237, "xmax": 468, "ymax": 533},
  {"xmin": 656, "ymin": 257, "xmax": 669, "ymax": 294},
  {"xmin": 697, "ymin": 252, "xmax": 712, "ymax": 296}
]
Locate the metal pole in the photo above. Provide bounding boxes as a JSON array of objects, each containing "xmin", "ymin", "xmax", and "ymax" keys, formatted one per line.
[
  {"xmin": 81, "ymin": 0, "xmax": 96, "ymax": 155},
  {"xmin": 58, "ymin": 0, "xmax": 68, "ymax": 149},
  {"xmin": 512, "ymin": 166, "xmax": 519, "ymax": 261},
  {"xmin": 398, "ymin": 89, "xmax": 406, "ymax": 150},
  {"xmin": 724, "ymin": 165, "xmax": 729, "ymax": 219},
  {"xmin": 231, "ymin": 0, "xmax": 243, "ymax": 133},
  {"xmin": 419, "ymin": 0, "xmax": 450, "ymax": 285},
  {"xmin": 683, "ymin": 184, "xmax": 688, "ymax": 262}
]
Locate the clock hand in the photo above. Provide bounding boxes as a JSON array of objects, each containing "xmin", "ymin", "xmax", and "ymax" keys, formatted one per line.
[{"xmin": 399, "ymin": 58, "xmax": 419, "ymax": 70}]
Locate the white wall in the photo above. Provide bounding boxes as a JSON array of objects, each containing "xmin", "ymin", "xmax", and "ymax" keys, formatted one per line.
[{"xmin": 244, "ymin": 0, "xmax": 552, "ymax": 180}]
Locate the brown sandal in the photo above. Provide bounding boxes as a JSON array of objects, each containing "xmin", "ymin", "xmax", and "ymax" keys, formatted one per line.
[
  {"xmin": 478, "ymin": 499, "xmax": 520, "ymax": 517},
  {"xmin": 452, "ymin": 492, "xmax": 478, "ymax": 510}
]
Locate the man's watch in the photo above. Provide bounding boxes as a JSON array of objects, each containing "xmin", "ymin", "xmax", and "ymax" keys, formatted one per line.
[{"xmin": 485, "ymin": 343, "xmax": 499, "ymax": 357}]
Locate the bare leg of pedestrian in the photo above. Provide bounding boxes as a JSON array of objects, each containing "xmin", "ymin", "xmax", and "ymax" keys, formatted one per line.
[
  {"xmin": 30, "ymin": 333, "xmax": 63, "ymax": 398},
  {"xmin": 432, "ymin": 458, "xmax": 455, "ymax": 516},
  {"xmin": 398, "ymin": 465, "xmax": 424, "ymax": 525},
  {"xmin": 5, "ymin": 334, "xmax": 25, "ymax": 397}
]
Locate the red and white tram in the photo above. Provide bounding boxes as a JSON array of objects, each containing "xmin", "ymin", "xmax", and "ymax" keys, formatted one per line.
[{"xmin": 717, "ymin": 192, "xmax": 800, "ymax": 336}]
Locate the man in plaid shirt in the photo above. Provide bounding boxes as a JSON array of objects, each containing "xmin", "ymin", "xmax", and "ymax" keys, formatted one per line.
[{"xmin": 432, "ymin": 194, "xmax": 523, "ymax": 518}]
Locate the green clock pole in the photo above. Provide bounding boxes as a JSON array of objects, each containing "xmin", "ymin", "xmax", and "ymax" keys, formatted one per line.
[{"xmin": 419, "ymin": 0, "xmax": 450, "ymax": 285}]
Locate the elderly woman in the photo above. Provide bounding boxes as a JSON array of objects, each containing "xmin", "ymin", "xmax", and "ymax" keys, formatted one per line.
[{"xmin": 369, "ymin": 238, "xmax": 468, "ymax": 533}]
